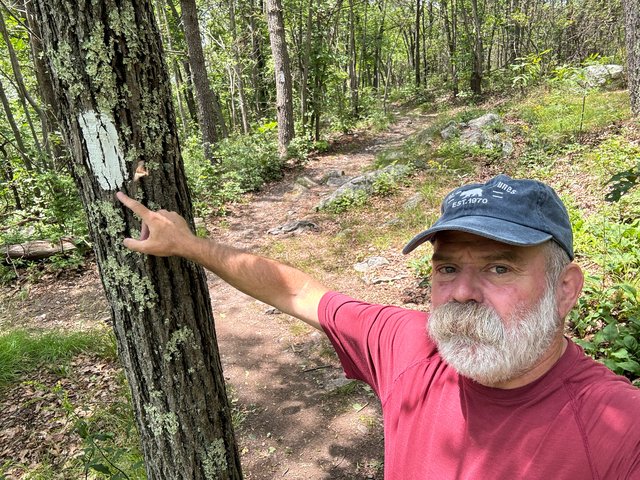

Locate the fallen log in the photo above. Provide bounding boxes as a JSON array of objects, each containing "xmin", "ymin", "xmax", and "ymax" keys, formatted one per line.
[{"xmin": 2, "ymin": 239, "xmax": 77, "ymax": 261}]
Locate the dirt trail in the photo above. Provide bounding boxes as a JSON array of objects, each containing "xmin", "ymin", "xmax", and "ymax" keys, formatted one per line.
[{"xmin": 0, "ymin": 111, "xmax": 435, "ymax": 479}]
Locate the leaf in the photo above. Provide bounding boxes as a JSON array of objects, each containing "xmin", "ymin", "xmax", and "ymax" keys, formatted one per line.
[
  {"xmin": 601, "ymin": 323, "xmax": 619, "ymax": 342},
  {"xmin": 90, "ymin": 463, "xmax": 112, "ymax": 474},
  {"xmin": 616, "ymin": 360, "xmax": 640, "ymax": 375}
]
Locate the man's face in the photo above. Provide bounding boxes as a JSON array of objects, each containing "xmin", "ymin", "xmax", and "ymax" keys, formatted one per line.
[{"xmin": 428, "ymin": 231, "xmax": 562, "ymax": 386}]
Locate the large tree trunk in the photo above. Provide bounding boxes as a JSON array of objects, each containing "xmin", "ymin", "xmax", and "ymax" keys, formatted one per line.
[
  {"xmin": 623, "ymin": 0, "xmax": 640, "ymax": 116},
  {"xmin": 30, "ymin": 1, "xmax": 243, "ymax": 478},
  {"xmin": 180, "ymin": 0, "xmax": 228, "ymax": 162},
  {"xmin": 265, "ymin": 0, "xmax": 295, "ymax": 156}
]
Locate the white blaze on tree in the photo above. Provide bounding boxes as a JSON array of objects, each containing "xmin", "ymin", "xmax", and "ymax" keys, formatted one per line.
[{"xmin": 78, "ymin": 111, "xmax": 126, "ymax": 191}]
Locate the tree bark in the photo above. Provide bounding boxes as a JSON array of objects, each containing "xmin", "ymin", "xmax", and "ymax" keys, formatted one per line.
[
  {"xmin": 623, "ymin": 0, "xmax": 640, "ymax": 116},
  {"xmin": 180, "ymin": 0, "xmax": 227, "ymax": 162},
  {"xmin": 30, "ymin": 1, "xmax": 243, "ymax": 478},
  {"xmin": 265, "ymin": 0, "xmax": 295, "ymax": 156}
]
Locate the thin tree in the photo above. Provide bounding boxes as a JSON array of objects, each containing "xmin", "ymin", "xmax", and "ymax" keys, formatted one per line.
[
  {"xmin": 265, "ymin": 0, "xmax": 295, "ymax": 156},
  {"xmin": 180, "ymin": 0, "xmax": 228, "ymax": 162},
  {"xmin": 623, "ymin": 0, "xmax": 640, "ymax": 116},
  {"xmin": 30, "ymin": 1, "xmax": 243, "ymax": 478}
]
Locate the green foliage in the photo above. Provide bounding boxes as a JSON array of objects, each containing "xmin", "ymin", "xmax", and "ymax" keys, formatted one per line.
[
  {"xmin": 322, "ymin": 189, "xmax": 369, "ymax": 214},
  {"xmin": 58, "ymin": 384, "xmax": 146, "ymax": 480},
  {"xmin": 510, "ymin": 49, "xmax": 552, "ymax": 91},
  {"xmin": 513, "ymin": 89, "xmax": 630, "ymax": 148},
  {"xmin": 182, "ymin": 131, "xmax": 283, "ymax": 216},
  {"xmin": 601, "ymin": 136, "xmax": 640, "ymax": 203},
  {"xmin": 0, "ymin": 328, "xmax": 117, "ymax": 388},
  {"xmin": 571, "ymin": 276, "xmax": 640, "ymax": 385}
]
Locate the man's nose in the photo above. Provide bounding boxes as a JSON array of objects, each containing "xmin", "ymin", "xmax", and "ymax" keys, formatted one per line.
[{"xmin": 450, "ymin": 270, "xmax": 483, "ymax": 304}]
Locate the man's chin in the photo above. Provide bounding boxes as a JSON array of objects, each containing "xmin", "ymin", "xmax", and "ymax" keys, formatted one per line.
[{"xmin": 435, "ymin": 339, "xmax": 514, "ymax": 384}]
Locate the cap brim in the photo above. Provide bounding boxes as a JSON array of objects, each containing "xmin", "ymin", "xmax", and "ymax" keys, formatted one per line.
[{"xmin": 402, "ymin": 216, "xmax": 553, "ymax": 254}]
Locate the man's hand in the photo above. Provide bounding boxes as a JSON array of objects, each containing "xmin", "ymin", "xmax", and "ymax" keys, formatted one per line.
[{"xmin": 116, "ymin": 192, "xmax": 196, "ymax": 257}]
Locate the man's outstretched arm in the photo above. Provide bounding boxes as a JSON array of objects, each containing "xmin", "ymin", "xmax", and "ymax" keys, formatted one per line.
[{"xmin": 116, "ymin": 192, "xmax": 329, "ymax": 330}]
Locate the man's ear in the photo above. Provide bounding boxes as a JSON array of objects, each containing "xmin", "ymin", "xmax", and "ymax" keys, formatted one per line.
[{"xmin": 555, "ymin": 263, "xmax": 584, "ymax": 320}]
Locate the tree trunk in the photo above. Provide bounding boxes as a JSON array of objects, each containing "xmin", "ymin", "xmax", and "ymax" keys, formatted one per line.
[
  {"xmin": 441, "ymin": 0, "xmax": 459, "ymax": 97},
  {"xmin": 23, "ymin": 0, "xmax": 68, "ymax": 169},
  {"xmin": 0, "ymin": 76, "xmax": 33, "ymax": 170},
  {"xmin": 0, "ymin": 8, "xmax": 46, "ymax": 164},
  {"xmin": 468, "ymin": 0, "xmax": 483, "ymax": 95},
  {"xmin": 30, "ymin": 1, "xmax": 243, "ymax": 478},
  {"xmin": 164, "ymin": 0, "xmax": 199, "ymax": 125},
  {"xmin": 348, "ymin": 0, "xmax": 359, "ymax": 116},
  {"xmin": 265, "ymin": 0, "xmax": 295, "ymax": 156},
  {"xmin": 229, "ymin": 0, "xmax": 251, "ymax": 133},
  {"xmin": 180, "ymin": 0, "xmax": 227, "ymax": 162},
  {"xmin": 623, "ymin": 0, "xmax": 640, "ymax": 116},
  {"xmin": 414, "ymin": 0, "xmax": 421, "ymax": 86},
  {"xmin": 248, "ymin": 0, "xmax": 269, "ymax": 118}
]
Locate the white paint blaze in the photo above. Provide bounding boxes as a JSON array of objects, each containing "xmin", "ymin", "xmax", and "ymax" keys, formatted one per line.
[{"xmin": 78, "ymin": 111, "xmax": 126, "ymax": 191}]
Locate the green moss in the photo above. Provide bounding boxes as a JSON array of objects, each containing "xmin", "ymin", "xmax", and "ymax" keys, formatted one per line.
[
  {"xmin": 202, "ymin": 439, "xmax": 228, "ymax": 478},
  {"xmin": 50, "ymin": 40, "xmax": 84, "ymax": 98},
  {"xmin": 164, "ymin": 327, "xmax": 197, "ymax": 362},
  {"xmin": 145, "ymin": 392, "xmax": 179, "ymax": 437},
  {"xmin": 82, "ymin": 22, "xmax": 118, "ymax": 112},
  {"xmin": 88, "ymin": 200, "xmax": 126, "ymax": 238},
  {"xmin": 102, "ymin": 258, "xmax": 157, "ymax": 313}
]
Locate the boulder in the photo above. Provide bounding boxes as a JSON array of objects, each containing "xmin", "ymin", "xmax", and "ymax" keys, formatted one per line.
[
  {"xmin": 316, "ymin": 164, "xmax": 411, "ymax": 211},
  {"xmin": 584, "ymin": 64, "xmax": 625, "ymax": 88}
]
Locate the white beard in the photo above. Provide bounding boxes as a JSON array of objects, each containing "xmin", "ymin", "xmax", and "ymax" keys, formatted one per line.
[{"xmin": 428, "ymin": 286, "xmax": 560, "ymax": 386}]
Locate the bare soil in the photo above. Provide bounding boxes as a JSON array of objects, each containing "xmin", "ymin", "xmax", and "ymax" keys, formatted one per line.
[{"xmin": 0, "ymin": 111, "xmax": 436, "ymax": 479}]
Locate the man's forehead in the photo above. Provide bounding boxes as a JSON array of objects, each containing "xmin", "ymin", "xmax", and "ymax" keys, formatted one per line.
[{"xmin": 431, "ymin": 231, "xmax": 540, "ymax": 259}]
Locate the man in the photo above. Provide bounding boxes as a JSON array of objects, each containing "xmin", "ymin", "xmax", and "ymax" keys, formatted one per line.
[{"xmin": 117, "ymin": 174, "xmax": 640, "ymax": 479}]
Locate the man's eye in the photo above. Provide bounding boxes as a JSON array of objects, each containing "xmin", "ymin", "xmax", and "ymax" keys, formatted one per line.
[
  {"xmin": 437, "ymin": 266, "xmax": 456, "ymax": 274},
  {"xmin": 491, "ymin": 265, "xmax": 509, "ymax": 274}
]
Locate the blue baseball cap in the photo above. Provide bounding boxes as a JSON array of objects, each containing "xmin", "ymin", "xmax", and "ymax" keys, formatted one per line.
[{"xmin": 402, "ymin": 175, "xmax": 574, "ymax": 260}]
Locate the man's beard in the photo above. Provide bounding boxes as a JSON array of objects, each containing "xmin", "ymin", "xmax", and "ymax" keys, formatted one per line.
[{"xmin": 428, "ymin": 286, "xmax": 560, "ymax": 386}]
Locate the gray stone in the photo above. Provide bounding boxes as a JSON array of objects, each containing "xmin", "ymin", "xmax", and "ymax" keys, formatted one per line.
[
  {"xmin": 268, "ymin": 220, "xmax": 318, "ymax": 235},
  {"xmin": 295, "ymin": 176, "xmax": 318, "ymax": 188},
  {"xmin": 440, "ymin": 121, "xmax": 460, "ymax": 140},
  {"xmin": 403, "ymin": 193, "xmax": 424, "ymax": 210},
  {"xmin": 354, "ymin": 256, "xmax": 390, "ymax": 272},
  {"xmin": 316, "ymin": 164, "xmax": 411, "ymax": 211},
  {"xmin": 584, "ymin": 64, "xmax": 625, "ymax": 88}
]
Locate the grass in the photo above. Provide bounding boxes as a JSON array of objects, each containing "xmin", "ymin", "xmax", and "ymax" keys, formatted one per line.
[
  {"xmin": 511, "ymin": 87, "xmax": 630, "ymax": 147},
  {"xmin": 0, "ymin": 327, "xmax": 117, "ymax": 388}
]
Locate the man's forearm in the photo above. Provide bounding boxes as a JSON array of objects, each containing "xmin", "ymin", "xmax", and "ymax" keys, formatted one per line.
[{"xmin": 183, "ymin": 236, "xmax": 329, "ymax": 330}]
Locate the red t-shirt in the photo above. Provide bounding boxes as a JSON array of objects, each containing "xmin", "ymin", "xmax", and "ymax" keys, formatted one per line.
[{"xmin": 319, "ymin": 292, "xmax": 640, "ymax": 479}]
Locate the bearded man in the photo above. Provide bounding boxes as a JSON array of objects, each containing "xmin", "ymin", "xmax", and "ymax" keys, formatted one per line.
[{"xmin": 118, "ymin": 174, "xmax": 640, "ymax": 479}]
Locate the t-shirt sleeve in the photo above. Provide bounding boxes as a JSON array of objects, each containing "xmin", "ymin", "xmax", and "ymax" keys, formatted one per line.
[{"xmin": 318, "ymin": 291, "xmax": 435, "ymax": 398}]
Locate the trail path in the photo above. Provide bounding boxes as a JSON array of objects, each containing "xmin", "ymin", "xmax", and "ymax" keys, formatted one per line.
[{"xmin": 0, "ymin": 110, "xmax": 435, "ymax": 479}]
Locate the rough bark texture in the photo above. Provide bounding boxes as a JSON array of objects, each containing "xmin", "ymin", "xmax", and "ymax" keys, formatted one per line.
[
  {"xmin": 265, "ymin": 0, "xmax": 295, "ymax": 156},
  {"xmin": 30, "ymin": 1, "xmax": 243, "ymax": 478},
  {"xmin": 623, "ymin": 0, "xmax": 640, "ymax": 116}
]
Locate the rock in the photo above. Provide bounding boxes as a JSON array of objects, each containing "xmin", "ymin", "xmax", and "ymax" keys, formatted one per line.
[
  {"xmin": 440, "ymin": 121, "xmax": 459, "ymax": 140},
  {"xmin": 295, "ymin": 176, "xmax": 318, "ymax": 189},
  {"xmin": 268, "ymin": 220, "xmax": 318, "ymax": 235},
  {"xmin": 354, "ymin": 256, "xmax": 389, "ymax": 272},
  {"xmin": 584, "ymin": 64, "xmax": 625, "ymax": 88},
  {"xmin": 466, "ymin": 113, "xmax": 502, "ymax": 130},
  {"xmin": 316, "ymin": 164, "xmax": 411, "ymax": 211},
  {"xmin": 403, "ymin": 193, "xmax": 424, "ymax": 210}
]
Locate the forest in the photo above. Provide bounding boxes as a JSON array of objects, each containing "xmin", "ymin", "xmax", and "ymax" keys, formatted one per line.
[{"xmin": 1, "ymin": 0, "xmax": 640, "ymax": 478}]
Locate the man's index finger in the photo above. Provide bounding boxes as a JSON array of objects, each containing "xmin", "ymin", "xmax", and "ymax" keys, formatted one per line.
[{"xmin": 116, "ymin": 191, "xmax": 151, "ymax": 218}]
